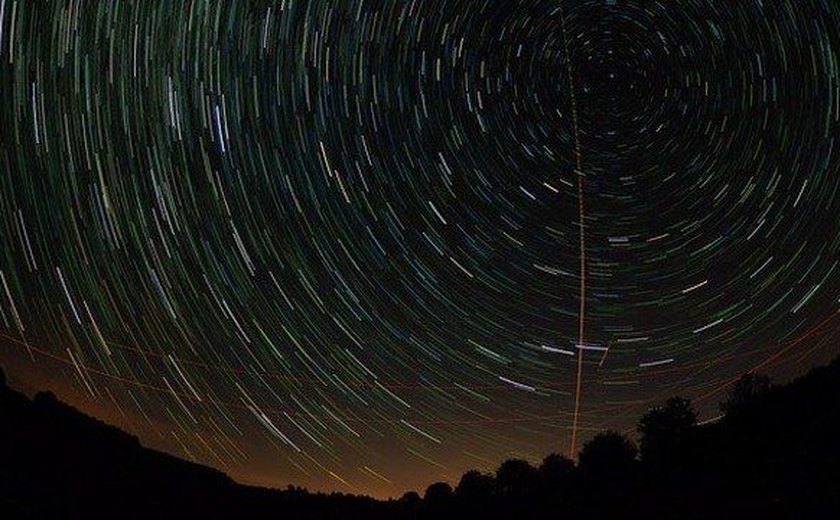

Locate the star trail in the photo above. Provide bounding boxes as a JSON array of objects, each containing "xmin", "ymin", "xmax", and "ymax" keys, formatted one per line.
[{"xmin": 1, "ymin": 0, "xmax": 840, "ymax": 498}]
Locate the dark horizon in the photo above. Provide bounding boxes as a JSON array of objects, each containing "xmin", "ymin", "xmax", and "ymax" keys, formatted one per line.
[
  {"xmin": 3, "ymin": 355, "xmax": 840, "ymax": 518},
  {"xmin": 3, "ymin": 332, "xmax": 839, "ymax": 500}
]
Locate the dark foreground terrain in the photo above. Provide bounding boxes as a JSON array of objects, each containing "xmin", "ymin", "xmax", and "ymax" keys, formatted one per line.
[{"xmin": 2, "ymin": 356, "xmax": 839, "ymax": 519}]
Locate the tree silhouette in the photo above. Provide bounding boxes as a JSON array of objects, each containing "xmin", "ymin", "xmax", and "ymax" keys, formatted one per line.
[
  {"xmin": 400, "ymin": 491, "xmax": 423, "ymax": 507},
  {"xmin": 575, "ymin": 431, "xmax": 640, "ymax": 517},
  {"xmin": 455, "ymin": 469, "xmax": 495, "ymax": 500},
  {"xmin": 423, "ymin": 481, "xmax": 453, "ymax": 506},
  {"xmin": 637, "ymin": 396, "xmax": 697, "ymax": 466},
  {"xmin": 720, "ymin": 372, "xmax": 771, "ymax": 416},
  {"xmin": 578, "ymin": 431, "xmax": 637, "ymax": 477},
  {"xmin": 538, "ymin": 453, "xmax": 575, "ymax": 490},
  {"xmin": 495, "ymin": 459, "xmax": 538, "ymax": 498},
  {"xmin": 399, "ymin": 490, "xmax": 421, "ymax": 506}
]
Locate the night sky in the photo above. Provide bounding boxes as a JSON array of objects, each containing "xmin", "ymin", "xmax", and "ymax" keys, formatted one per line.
[{"xmin": 1, "ymin": 0, "xmax": 840, "ymax": 498}]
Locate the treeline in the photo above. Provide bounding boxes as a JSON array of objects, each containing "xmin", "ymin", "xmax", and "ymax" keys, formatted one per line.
[
  {"xmin": 389, "ymin": 358, "xmax": 840, "ymax": 519},
  {"xmin": 3, "ymin": 356, "xmax": 840, "ymax": 518}
]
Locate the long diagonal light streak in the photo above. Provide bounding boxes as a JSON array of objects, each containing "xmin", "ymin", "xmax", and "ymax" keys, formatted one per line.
[{"xmin": 561, "ymin": 1, "xmax": 588, "ymax": 457}]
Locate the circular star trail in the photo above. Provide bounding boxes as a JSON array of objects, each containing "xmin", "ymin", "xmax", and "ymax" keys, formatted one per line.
[{"xmin": 1, "ymin": 0, "xmax": 839, "ymax": 497}]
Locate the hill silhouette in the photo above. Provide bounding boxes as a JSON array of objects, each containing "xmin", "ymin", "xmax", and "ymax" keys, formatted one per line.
[
  {"xmin": 2, "ymin": 357, "xmax": 840, "ymax": 519},
  {"xmin": 0, "ymin": 367, "xmax": 384, "ymax": 519}
]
